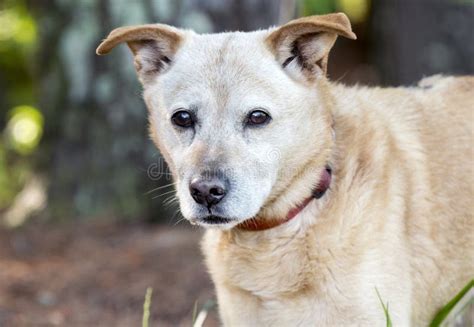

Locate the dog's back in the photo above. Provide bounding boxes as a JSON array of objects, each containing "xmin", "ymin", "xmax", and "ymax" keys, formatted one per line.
[
  {"xmin": 410, "ymin": 76, "xmax": 473, "ymax": 323},
  {"xmin": 331, "ymin": 75, "xmax": 474, "ymax": 324}
]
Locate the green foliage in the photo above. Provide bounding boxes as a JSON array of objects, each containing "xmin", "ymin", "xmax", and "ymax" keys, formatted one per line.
[
  {"xmin": 430, "ymin": 280, "xmax": 474, "ymax": 327},
  {"xmin": 336, "ymin": 0, "xmax": 370, "ymax": 24},
  {"xmin": 300, "ymin": 0, "xmax": 336, "ymax": 15},
  {"xmin": 0, "ymin": 3, "xmax": 36, "ymax": 48},
  {"xmin": 0, "ymin": 0, "xmax": 39, "ymax": 213},
  {"xmin": 299, "ymin": 0, "xmax": 370, "ymax": 24},
  {"xmin": 6, "ymin": 105, "xmax": 43, "ymax": 154},
  {"xmin": 375, "ymin": 288, "xmax": 393, "ymax": 327},
  {"xmin": 0, "ymin": 0, "xmax": 37, "ymax": 104}
]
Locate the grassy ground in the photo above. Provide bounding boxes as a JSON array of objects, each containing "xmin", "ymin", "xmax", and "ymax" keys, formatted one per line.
[{"xmin": 0, "ymin": 221, "xmax": 219, "ymax": 326}]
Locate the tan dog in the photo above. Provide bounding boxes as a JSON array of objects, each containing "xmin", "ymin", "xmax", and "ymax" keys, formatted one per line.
[{"xmin": 97, "ymin": 13, "xmax": 473, "ymax": 326}]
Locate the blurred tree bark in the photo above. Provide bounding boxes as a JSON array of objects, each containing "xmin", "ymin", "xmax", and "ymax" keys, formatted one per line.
[
  {"xmin": 370, "ymin": 0, "xmax": 474, "ymax": 86},
  {"xmin": 27, "ymin": 0, "xmax": 282, "ymax": 221}
]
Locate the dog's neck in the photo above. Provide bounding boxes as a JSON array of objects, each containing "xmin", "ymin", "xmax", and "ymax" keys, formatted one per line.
[{"xmin": 236, "ymin": 166, "xmax": 332, "ymax": 231}]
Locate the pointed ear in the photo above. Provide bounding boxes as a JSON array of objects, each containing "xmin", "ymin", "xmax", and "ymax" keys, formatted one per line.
[
  {"xmin": 266, "ymin": 13, "xmax": 356, "ymax": 81},
  {"xmin": 96, "ymin": 24, "xmax": 184, "ymax": 84}
]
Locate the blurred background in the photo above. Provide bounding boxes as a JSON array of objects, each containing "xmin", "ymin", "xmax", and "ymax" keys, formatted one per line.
[{"xmin": 0, "ymin": 0, "xmax": 472, "ymax": 325}]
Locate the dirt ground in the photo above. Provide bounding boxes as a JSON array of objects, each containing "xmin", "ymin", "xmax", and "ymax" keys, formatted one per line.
[{"xmin": 0, "ymin": 221, "xmax": 220, "ymax": 326}]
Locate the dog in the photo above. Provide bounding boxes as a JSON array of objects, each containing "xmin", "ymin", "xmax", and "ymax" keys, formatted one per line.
[{"xmin": 97, "ymin": 13, "xmax": 473, "ymax": 326}]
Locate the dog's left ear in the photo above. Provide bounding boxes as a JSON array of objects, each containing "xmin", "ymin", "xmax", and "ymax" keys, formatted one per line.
[
  {"xmin": 266, "ymin": 13, "xmax": 356, "ymax": 80},
  {"xmin": 96, "ymin": 24, "xmax": 184, "ymax": 84}
]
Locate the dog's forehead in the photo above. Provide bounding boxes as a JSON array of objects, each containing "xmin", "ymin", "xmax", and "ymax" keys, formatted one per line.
[
  {"xmin": 184, "ymin": 30, "xmax": 270, "ymax": 67},
  {"xmin": 158, "ymin": 30, "xmax": 283, "ymax": 108}
]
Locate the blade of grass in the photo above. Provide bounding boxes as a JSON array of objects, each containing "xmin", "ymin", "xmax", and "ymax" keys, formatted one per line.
[
  {"xmin": 142, "ymin": 287, "xmax": 153, "ymax": 327},
  {"xmin": 192, "ymin": 301, "xmax": 198, "ymax": 325},
  {"xmin": 375, "ymin": 288, "xmax": 393, "ymax": 327},
  {"xmin": 192, "ymin": 299, "xmax": 216, "ymax": 327},
  {"xmin": 430, "ymin": 279, "xmax": 473, "ymax": 327}
]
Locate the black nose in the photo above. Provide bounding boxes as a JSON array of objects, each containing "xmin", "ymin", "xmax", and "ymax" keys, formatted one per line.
[{"xmin": 189, "ymin": 177, "xmax": 227, "ymax": 208}]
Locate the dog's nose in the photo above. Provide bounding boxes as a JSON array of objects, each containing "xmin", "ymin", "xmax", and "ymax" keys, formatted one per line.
[{"xmin": 189, "ymin": 177, "xmax": 227, "ymax": 207}]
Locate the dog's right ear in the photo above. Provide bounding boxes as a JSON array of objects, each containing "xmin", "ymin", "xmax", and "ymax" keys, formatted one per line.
[
  {"xmin": 266, "ymin": 13, "xmax": 356, "ymax": 82},
  {"xmin": 96, "ymin": 24, "xmax": 184, "ymax": 84}
]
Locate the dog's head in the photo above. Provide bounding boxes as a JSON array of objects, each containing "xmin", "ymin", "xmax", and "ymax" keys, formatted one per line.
[{"xmin": 97, "ymin": 13, "xmax": 355, "ymax": 229}]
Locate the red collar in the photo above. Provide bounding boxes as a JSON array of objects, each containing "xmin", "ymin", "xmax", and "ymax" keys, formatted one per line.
[{"xmin": 237, "ymin": 167, "xmax": 332, "ymax": 231}]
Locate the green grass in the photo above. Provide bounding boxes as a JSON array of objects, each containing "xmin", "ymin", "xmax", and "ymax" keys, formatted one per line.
[
  {"xmin": 192, "ymin": 300, "xmax": 199, "ymax": 325},
  {"xmin": 376, "ymin": 280, "xmax": 474, "ymax": 327},
  {"xmin": 142, "ymin": 287, "xmax": 153, "ymax": 327},
  {"xmin": 376, "ymin": 288, "xmax": 393, "ymax": 327},
  {"xmin": 430, "ymin": 279, "xmax": 473, "ymax": 327}
]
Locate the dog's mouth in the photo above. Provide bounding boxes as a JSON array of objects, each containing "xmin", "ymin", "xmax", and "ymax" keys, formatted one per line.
[{"xmin": 193, "ymin": 215, "xmax": 236, "ymax": 227}]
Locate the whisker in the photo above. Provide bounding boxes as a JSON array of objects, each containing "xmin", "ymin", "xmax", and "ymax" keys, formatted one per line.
[
  {"xmin": 173, "ymin": 216, "xmax": 187, "ymax": 226},
  {"xmin": 334, "ymin": 71, "xmax": 349, "ymax": 84},
  {"xmin": 164, "ymin": 201, "xmax": 179, "ymax": 209},
  {"xmin": 145, "ymin": 182, "xmax": 176, "ymax": 195},
  {"xmin": 163, "ymin": 193, "xmax": 178, "ymax": 204},
  {"xmin": 169, "ymin": 207, "xmax": 185, "ymax": 226},
  {"xmin": 151, "ymin": 189, "xmax": 177, "ymax": 199}
]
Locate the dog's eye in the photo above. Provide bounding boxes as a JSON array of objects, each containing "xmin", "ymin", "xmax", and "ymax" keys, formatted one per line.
[
  {"xmin": 246, "ymin": 110, "xmax": 271, "ymax": 126},
  {"xmin": 171, "ymin": 110, "xmax": 194, "ymax": 128}
]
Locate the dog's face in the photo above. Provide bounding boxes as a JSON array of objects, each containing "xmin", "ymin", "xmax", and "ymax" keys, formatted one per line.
[{"xmin": 97, "ymin": 14, "xmax": 355, "ymax": 229}]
